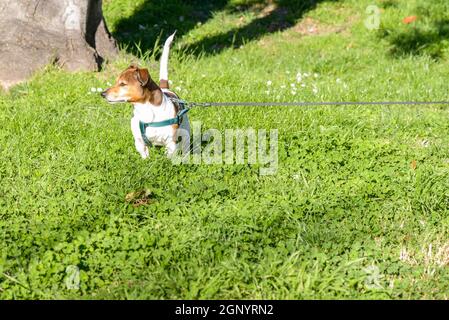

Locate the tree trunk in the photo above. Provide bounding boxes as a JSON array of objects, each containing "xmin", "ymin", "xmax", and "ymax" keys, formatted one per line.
[{"xmin": 0, "ymin": 0, "xmax": 117, "ymax": 90}]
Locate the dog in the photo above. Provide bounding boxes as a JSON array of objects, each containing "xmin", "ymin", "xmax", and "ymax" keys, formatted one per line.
[{"xmin": 101, "ymin": 32, "xmax": 190, "ymax": 159}]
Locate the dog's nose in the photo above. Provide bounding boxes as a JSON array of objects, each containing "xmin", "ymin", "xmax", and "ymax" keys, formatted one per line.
[{"xmin": 101, "ymin": 89, "xmax": 111, "ymax": 98}]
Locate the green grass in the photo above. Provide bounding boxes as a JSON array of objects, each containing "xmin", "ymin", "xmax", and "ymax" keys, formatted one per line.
[{"xmin": 1, "ymin": 0, "xmax": 448, "ymax": 299}]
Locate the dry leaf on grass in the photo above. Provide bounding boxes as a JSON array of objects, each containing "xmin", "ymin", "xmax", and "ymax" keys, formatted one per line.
[{"xmin": 125, "ymin": 189, "xmax": 154, "ymax": 207}]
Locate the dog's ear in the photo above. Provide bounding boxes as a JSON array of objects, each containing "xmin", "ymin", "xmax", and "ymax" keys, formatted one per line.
[{"xmin": 135, "ymin": 68, "xmax": 150, "ymax": 87}]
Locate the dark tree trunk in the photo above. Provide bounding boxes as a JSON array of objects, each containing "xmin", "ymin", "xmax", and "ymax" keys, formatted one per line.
[{"xmin": 0, "ymin": 0, "xmax": 117, "ymax": 89}]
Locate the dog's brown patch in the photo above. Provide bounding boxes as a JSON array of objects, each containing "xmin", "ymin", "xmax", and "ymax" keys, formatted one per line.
[{"xmin": 160, "ymin": 79, "xmax": 169, "ymax": 89}]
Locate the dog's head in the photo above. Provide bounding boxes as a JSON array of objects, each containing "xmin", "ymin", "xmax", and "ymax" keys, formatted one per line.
[{"xmin": 101, "ymin": 65, "xmax": 153, "ymax": 104}]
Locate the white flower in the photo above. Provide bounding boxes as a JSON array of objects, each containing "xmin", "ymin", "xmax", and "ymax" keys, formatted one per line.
[
  {"xmin": 301, "ymin": 83, "xmax": 306, "ymax": 87},
  {"xmin": 90, "ymin": 87, "xmax": 96, "ymax": 93},
  {"xmin": 281, "ymin": 85, "xmax": 286, "ymax": 89},
  {"xmin": 265, "ymin": 90, "xmax": 270, "ymax": 95},
  {"xmin": 290, "ymin": 83, "xmax": 296, "ymax": 88},
  {"xmin": 169, "ymin": 80, "xmax": 173, "ymax": 85},
  {"xmin": 106, "ymin": 82, "xmax": 112, "ymax": 86},
  {"xmin": 175, "ymin": 86, "xmax": 182, "ymax": 91},
  {"xmin": 314, "ymin": 73, "xmax": 319, "ymax": 78},
  {"xmin": 201, "ymin": 74, "xmax": 206, "ymax": 78},
  {"xmin": 96, "ymin": 87, "xmax": 103, "ymax": 92},
  {"xmin": 296, "ymin": 75, "xmax": 302, "ymax": 83},
  {"xmin": 266, "ymin": 80, "xmax": 272, "ymax": 86},
  {"xmin": 291, "ymin": 91, "xmax": 297, "ymax": 95},
  {"xmin": 336, "ymin": 78, "xmax": 342, "ymax": 83}
]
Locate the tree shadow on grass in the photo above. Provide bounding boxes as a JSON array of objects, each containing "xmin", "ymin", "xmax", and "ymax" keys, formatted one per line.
[
  {"xmin": 110, "ymin": 0, "xmax": 229, "ymax": 57},
  {"xmin": 384, "ymin": 19, "xmax": 449, "ymax": 60},
  {"xmin": 110, "ymin": 0, "xmax": 331, "ymax": 57},
  {"xmin": 182, "ymin": 0, "xmax": 329, "ymax": 56}
]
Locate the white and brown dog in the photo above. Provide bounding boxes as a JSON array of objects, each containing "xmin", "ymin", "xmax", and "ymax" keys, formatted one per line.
[{"xmin": 102, "ymin": 32, "xmax": 190, "ymax": 158}]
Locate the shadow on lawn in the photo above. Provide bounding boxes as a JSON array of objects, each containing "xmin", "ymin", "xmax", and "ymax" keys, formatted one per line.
[
  {"xmin": 182, "ymin": 0, "xmax": 329, "ymax": 56},
  {"xmin": 384, "ymin": 19, "xmax": 449, "ymax": 59},
  {"xmin": 111, "ymin": 0, "xmax": 228, "ymax": 56},
  {"xmin": 111, "ymin": 0, "xmax": 330, "ymax": 57}
]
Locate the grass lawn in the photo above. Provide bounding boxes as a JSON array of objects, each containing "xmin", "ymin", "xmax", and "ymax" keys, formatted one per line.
[{"xmin": 0, "ymin": 0, "xmax": 448, "ymax": 299}]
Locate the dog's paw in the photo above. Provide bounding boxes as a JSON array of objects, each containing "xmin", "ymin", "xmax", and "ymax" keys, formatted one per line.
[
  {"xmin": 165, "ymin": 141, "xmax": 178, "ymax": 156},
  {"xmin": 140, "ymin": 148, "xmax": 149, "ymax": 159}
]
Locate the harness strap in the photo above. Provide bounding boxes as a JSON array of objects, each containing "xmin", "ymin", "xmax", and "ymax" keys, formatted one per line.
[
  {"xmin": 139, "ymin": 98, "xmax": 190, "ymax": 146},
  {"xmin": 139, "ymin": 121, "xmax": 152, "ymax": 146}
]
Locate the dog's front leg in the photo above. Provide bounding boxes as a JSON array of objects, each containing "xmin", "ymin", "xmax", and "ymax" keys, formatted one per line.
[
  {"xmin": 131, "ymin": 117, "xmax": 149, "ymax": 159},
  {"xmin": 135, "ymin": 139, "xmax": 149, "ymax": 159}
]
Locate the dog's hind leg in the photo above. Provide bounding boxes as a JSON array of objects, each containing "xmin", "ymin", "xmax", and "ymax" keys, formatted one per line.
[{"xmin": 159, "ymin": 31, "xmax": 176, "ymax": 89}]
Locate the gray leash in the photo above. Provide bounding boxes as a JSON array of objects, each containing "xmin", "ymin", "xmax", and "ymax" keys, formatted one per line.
[{"xmin": 187, "ymin": 101, "xmax": 449, "ymax": 107}]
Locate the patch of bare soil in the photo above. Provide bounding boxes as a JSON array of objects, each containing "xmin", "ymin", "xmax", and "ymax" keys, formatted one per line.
[{"xmin": 293, "ymin": 17, "xmax": 350, "ymax": 36}]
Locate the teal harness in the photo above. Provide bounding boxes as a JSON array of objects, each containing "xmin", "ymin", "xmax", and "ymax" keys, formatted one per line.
[{"xmin": 139, "ymin": 98, "xmax": 190, "ymax": 146}]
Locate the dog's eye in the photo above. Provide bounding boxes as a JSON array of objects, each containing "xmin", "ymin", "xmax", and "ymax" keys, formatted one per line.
[{"xmin": 119, "ymin": 82, "xmax": 127, "ymax": 86}]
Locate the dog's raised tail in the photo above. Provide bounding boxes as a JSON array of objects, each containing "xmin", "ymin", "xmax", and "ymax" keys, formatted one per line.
[{"xmin": 159, "ymin": 31, "xmax": 176, "ymax": 89}]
